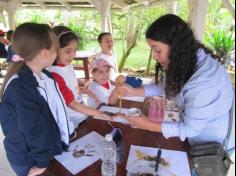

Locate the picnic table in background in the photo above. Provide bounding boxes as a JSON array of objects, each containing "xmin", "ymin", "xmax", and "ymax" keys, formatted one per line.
[{"xmin": 73, "ymin": 51, "xmax": 96, "ymax": 80}]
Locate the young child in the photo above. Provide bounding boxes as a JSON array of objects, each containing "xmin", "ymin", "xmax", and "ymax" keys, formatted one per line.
[
  {"xmin": 96, "ymin": 33, "xmax": 143, "ymax": 87},
  {"xmin": 94, "ymin": 32, "xmax": 117, "ymax": 81},
  {"xmin": 6, "ymin": 30, "xmax": 15, "ymax": 63},
  {"xmin": 0, "ymin": 23, "xmax": 66, "ymax": 176},
  {"xmin": 49, "ymin": 26, "xmax": 110, "ymax": 128},
  {"xmin": 88, "ymin": 58, "xmax": 120, "ymax": 108}
]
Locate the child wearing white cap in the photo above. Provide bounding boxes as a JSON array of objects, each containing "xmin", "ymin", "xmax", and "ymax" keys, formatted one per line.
[{"xmin": 88, "ymin": 59, "xmax": 120, "ymax": 108}]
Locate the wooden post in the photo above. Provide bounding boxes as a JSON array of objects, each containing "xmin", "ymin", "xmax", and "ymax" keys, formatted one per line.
[
  {"xmin": 166, "ymin": 1, "xmax": 177, "ymax": 14},
  {"xmin": 0, "ymin": 0, "xmax": 20, "ymax": 29},
  {"xmin": 222, "ymin": 0, "xmax": 235, "ymax": 19},
  {"xmin": 92, "ymin": 0, "xmax": 112, "ymax": 32},
  {"xmin": 188, "ymin": 0, "xmax": 209, "ymax": 41}
]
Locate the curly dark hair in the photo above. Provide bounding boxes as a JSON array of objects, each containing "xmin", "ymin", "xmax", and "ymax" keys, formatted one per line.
[{"xmin": 146, "ymin": 14, "xmax": 199, "ymax": 97}]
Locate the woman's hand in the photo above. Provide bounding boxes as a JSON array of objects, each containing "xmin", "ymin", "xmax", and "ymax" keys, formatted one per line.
[
  {"xmin": 120, "ymin": 114, "xmax": 162, "ymax": 133},
  {"xmin": 120, "ymin": 114, "xmax": 151, "ymax": 130},
  {"xmin": 121, "ymin": 84, "xmax": 136, "ymax": 97},
  {"xmin": 28, "ymin": 167, "xmax": 46, "ymax": 176}
]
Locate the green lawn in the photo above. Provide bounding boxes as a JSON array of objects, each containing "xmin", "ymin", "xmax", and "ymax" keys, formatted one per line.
[{"xmin": 85, "ymin": 39, "xmax": 156, "ymax": 70}]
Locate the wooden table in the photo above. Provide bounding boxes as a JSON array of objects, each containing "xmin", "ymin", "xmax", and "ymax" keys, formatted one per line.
[
  {"xmin": 42, "ymin": 100, "xmax": 192, "ymax": 176},
  {"xmin": 73, "ymin": 51, "xmax": 96, "ymax": 80}
]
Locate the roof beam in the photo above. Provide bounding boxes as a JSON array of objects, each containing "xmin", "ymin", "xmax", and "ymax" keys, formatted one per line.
[
  {"xmin": 112, "ymin": 0, "xmax": 129, "ymax": 8},
  {"xmin": 35, "ymin": 1, "xmax": 47, "ymax": 9},
  {"xmin": 59, "ymin": 1, "xmax": 72, "ymax": 10}
]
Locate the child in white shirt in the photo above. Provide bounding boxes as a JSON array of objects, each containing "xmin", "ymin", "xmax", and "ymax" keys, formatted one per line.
[
  {"xmin": 49, "ymin": 26, "xmax": 111, "ymax": 128},
  {"xmin": 88, "ymin": 59, "xmax": 120, "ymax": 108}
]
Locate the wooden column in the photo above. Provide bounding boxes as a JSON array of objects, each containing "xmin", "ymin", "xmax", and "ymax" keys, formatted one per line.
[
  {"xmin": 92, "ymin": 0, "xmax": 112, "ymax": 33},
  {"xmin": 188, "ymin": 0, "xmax": 209, "ymax": 41},
  {"xmin": 1, "ymin": 0, "xmax": 20, "ymax": 29},
  {"xmin": 166, "ymin": 1, "xmax": 177, "ymax": 14}
]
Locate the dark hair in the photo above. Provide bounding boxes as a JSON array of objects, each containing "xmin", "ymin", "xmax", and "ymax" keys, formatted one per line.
[
  {"xmin": 146, "ymin": 14, "xmax": 199, "ymax": 97},
  {"xmin": 97, "ymin": 32, "xmax": 112, "ymax": 43},
  {"xmin": 0, "ymin": 23, "xmax": 57, "ymax": 97},
  {"xmin": 6, "ymin": 30, "xmax": 14, "ymax": 41},
  {"xmin": 53, "ymin": 26, "xmax": 78, "ymax": 48}
]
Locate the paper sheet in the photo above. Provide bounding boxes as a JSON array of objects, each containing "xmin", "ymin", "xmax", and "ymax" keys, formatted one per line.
[
  {"xmin": 126, "ymin": 145, "xmax": 191, "ymax": 176},
  {"xmin": 54, "ymin": 132, "xmax": 104, "ymax": 175}
]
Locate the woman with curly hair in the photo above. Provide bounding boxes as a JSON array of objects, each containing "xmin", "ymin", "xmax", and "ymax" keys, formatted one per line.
[{"xmin": 122, "ymin": 14, "xmax": 234, "ymax": 150}]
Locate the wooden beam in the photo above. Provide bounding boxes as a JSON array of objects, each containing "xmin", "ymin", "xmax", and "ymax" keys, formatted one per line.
[
  {"xmin": 21, "ymin": 5, "xmax": 120, "ymax": 12},
  {"xmin": 130, "ymin": 0, "xmax": 178, "ymax": 11},
  {"xmin": 166, "ymin": 1, "xmax": 177, "ymax": 14},
  {"xmin": 112, "ymin": 0, "xmax": 129, "ymax": 8},
  {"xmin": 188, "ymin": 0, "xmax": 208, "ymax": 41},
  {"xmin": 222, "ymin": 0, "xmax": 235, "ymax": 19},
  {"xmin": 35, "ymin": 1, "xmax": 47, "ymax": 9},
  {"xmin": 59, "ymin": 1, "xmax": 72, "ymax": 10}
]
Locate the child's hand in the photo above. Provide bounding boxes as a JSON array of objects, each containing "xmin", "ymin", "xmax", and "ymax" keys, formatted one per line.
[
  {"xmin": 97, "ymin": 113, "xmax": 113, "ymax": 121},
  {"xmin": 28, "ymin": 167, "xmax": 46, "ymax": 176},
  {"xmin": 115, "ymin": 75, "xmax": 126, "ymax": 86}
]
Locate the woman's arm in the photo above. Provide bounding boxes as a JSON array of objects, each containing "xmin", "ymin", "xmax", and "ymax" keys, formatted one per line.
[
  {"xmin": 124, "ymin": 114, "xmax": 162, "ymax": 132},
  {"xmin": 122, "ymin": 84, "xmax": 145, "ymax": 97}
]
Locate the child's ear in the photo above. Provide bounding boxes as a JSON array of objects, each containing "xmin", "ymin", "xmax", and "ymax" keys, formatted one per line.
[{"xmin": 40, "ymin": 49, "xmax": 48, "ymax": 58}]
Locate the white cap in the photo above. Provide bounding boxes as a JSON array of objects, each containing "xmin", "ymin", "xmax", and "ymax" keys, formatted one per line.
[{"xmin": 105, "ymin": 134, "xmax": 113, "ymax": 142}]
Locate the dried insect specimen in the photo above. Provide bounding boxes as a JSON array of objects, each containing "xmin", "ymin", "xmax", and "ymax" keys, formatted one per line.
[{"xmin": 135, "ymin": 150, "xmax": 169, "ymax": 167}]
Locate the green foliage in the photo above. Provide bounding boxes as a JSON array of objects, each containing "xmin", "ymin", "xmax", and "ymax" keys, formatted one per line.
[
  {"xmin": 5, "ymin": 0, "xmax": 235, "ymax": 71},
  {"xmin": 67, "ymin": 19, "xmax": 88, "ymax": 50},
  {"xmin": 205, "ymin": 30, "xmax": 235, "ymax": 63},
  {"xmin": 15, "ymin": 10, "xmax": 47, "ymax": 25}
]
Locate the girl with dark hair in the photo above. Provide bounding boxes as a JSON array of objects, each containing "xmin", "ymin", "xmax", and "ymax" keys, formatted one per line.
[
  {"xmin": 122, "ymin": 14, "xmax": 234, "ymax": 150},
  {"xmin": 49, "ymin": 26, "xmax": 111, "ymax": 131},
  {"xmin": 0, "ymin": 23, "xmax": 66, "ymax": 176}
]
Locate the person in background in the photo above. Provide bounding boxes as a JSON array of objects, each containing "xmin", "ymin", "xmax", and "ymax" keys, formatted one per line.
[
  {"xmin": 0, "ymin": 29, "xmax": 7, "ymax": 77},
  {"xmin": 87, "ymin": 58, "xmax": 120, "ymax": 108},
  {"xmin": 94, "ymin": 32, "xmax": 118, "ymax": 81},
  {"xmin": 6, "ymin": 30, "xmax": 15, "ymax": 63},
  {"xmin": 49, "ymin": 26, "xmax": 111, "ymax": 129},
  {"xmin": 0, "ymin": 23, "xmax": 66, "ymax": 176}
]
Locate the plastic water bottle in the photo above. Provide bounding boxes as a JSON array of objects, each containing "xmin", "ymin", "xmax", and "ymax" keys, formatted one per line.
[{"xmin": 101, "ymin": 134, "xmax": 117, "ymax": 176}]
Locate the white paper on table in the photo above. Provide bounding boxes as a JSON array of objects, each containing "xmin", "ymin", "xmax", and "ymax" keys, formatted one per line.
[
  {"xmin": 54, "ymin": 132, "xmax": 105, "ymax": 175},
  {"xmin": 95, "ymin": 106, "xmax": 139, "ymax": 124},
  {"xmin": 126, "ymin": 145, "xmax": 191, "ymax": 176}
]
